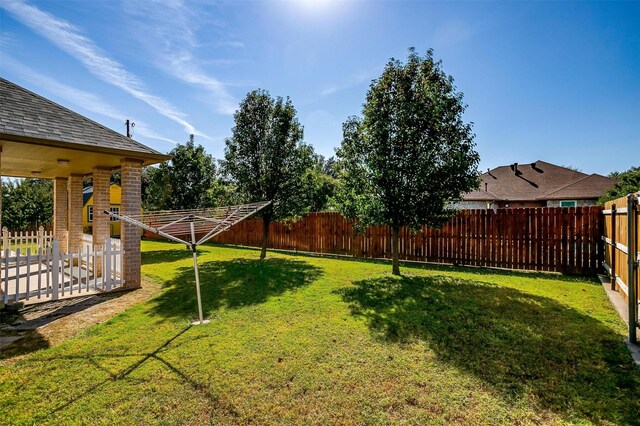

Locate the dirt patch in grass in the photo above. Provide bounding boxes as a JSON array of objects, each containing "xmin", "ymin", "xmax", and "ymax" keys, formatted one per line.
[{"xmin": 0, "ymin": 278, "xmax": 161, "ymax": 364}]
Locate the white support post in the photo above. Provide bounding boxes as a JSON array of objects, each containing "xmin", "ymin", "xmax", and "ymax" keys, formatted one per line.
[
  {"xmin": 14, "ymin": 248, "xmax": 20, "ymax": 303},
  {"xmin": 3, "ymin": 248, "xmax": 8, "ymax": 305},
  {"xmin": 105, "ymin": 237, "xmax": 112, "ymax": 292},
  {"xmin": 52, "ymin": 239, "xmax": 59, "ymax": 301},
  {"xmin": 2, "ymin": 226, "xmax": 8, "ymax": 253},
  {"xmin": 38, "ymin": 226, "xmax": 44, "ymax": 250}
]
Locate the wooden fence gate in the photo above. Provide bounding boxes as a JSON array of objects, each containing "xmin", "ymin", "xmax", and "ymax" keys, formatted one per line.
[
  {"xmin": 603, "ymin": 193, "xmax": 640, "ymax": 343},
  {"xmin": 212, "ymin": 207, "xmax": 604, "ymax": 275}
]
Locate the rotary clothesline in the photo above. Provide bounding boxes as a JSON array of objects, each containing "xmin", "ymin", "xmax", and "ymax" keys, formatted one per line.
[
  {"xmin": 107, "ymin": 201, "xmax": 271, "ymax": 247},
  {"xmin": 104, "ymin": 200, "xmax": 271, "ymax": 324}
]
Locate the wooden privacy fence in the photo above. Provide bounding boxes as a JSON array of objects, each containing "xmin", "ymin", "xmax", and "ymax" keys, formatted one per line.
[
  {"xmin": 212, "ymin": 207, "xmax": 604, "ymax": 275},
  {"xmin": 603, "ymin": 193, "xmax": 639, "ymax": 343},
  {"xmin": 1, "ymin": 238, "xmax": 124, "ymax": 305}
]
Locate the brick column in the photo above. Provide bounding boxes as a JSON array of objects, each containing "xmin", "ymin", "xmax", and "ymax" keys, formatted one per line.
[
  {"xmin": 0, "ymin": 146, "xmax": 3, "ymax": 230},
  {"xmin": 0, "ymin": 148, "xmax": 3, "ymax": 308},
  {"xmin": 67, "ymin": 174, "xmax": 84, "ymax": 253},
  {"xmin": 53, "ymin": 177, "xmax": 68, "ymax": 252},
  {"xmin": 92, "ymin": 168, "xmax": 110, "ymax": 249},
  {"xmin": 121, "ymin": 159, "xmax": 143, "ymax": 288},
  {"xmin": 92, "ymin": 168, "xmax": 110, "ymax": 276}
]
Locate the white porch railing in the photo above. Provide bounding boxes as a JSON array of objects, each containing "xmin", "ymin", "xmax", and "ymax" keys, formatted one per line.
[
  {"xmin": 1, "ymin": 226, "xmax": 54, "ymax": 257},
  {"xmin": 1, "ymin": 237, "xmax": 124, "ymax": 305}
]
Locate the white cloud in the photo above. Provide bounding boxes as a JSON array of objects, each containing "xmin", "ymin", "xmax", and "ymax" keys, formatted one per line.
[
  {"xmin": 1, "ymin": 0, "xmax": 200, "ymax": 136},
  {"xmin": 3, "ymin": 55, "xmax": 178, "ymax": 145},
  {"xmin": 123, "ymin": 0, "xmax": 239, "ymax": 115},
  {"xmin": 217, "ymin": 40, "xmax": 245, "ymax": 49},
  {"xmin": 128, "ymin": 122, "xmax": 179, "ymax": 145},
  {"xmin": 168, "ymin": 52, "xmax": 238, "ymax": 115}
]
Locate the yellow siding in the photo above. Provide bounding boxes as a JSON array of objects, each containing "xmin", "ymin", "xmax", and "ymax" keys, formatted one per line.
[{"xmin": 82, "ymin": 184, "xmax": 122, "ymax": 237}]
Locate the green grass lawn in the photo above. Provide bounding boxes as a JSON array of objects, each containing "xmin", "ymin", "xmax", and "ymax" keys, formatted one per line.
[{"xmin": 1, "ymin": 241, "xmax": 639, "ymax": 425}]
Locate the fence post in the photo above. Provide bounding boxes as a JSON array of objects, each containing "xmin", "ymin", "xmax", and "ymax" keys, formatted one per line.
[
  {"xmin": 2, "ymin": 227, "xmax": 8, "ymax": 253},
  {"xmin": 611, "ymin": 204, "xmax": 617, "ymax": 290},
  {"xmin": 627, "ymin": 194, "xmax": 638, "ymax": 344},
  {"xmin": 37, "ymin": 226, "xmax": 44, "ymax": 250},
  {"xmin": 52, "ymin": 239, "xmax": 59, "ymax": 301},
  {"xmin": 105, "ymin": 237, "xmax": 112, "ymax": 292}
]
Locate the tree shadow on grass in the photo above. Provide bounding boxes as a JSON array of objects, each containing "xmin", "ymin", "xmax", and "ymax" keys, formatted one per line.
[
  {"xmin": 339, "ymin": 275, "xmax": 640, "ymax": 424},
  {"xmin": 25, "ymin": 325, "xmax": 240, "ymax": 422},
  {"xmin": 0, "ymin": 291, "xmax": 136, "ymax": 360},
  {"xmin": 148, "ymin": 257, "xmax": 323, "ymax": 320}
]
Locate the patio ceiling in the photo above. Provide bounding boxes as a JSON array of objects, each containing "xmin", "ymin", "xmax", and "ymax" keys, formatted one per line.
[{"xmin": 0, "ymin": 136, "xmax": 168, "ymax": 179}]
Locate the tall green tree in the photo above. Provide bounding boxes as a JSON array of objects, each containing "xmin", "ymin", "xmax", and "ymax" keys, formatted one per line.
[
  {"xmin": 336, "ymin": 48, "xmax": 480, "ymax": 275},
  {"xmin": 224, "ymin": 89, "xmax": 312, "ymax": 259},
  {"xmin": 1, "ymin": 178, "xmax": 53, "ymax": 231},
  {"xmin": 143, "ymin": 135, "xmax": 221, "ymax": 210},
  {"xmin": 303, "ymin": 153, "xmax": 339, "ymax": 212},
  {"xmin": 599, "ymin": 166, "xmax": 640, "ymax": 203}
]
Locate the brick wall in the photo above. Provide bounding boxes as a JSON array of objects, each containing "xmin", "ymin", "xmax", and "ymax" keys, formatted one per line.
[{"xmin": 452, "ymin": 201, "xmax": 489, "ymax": 210}]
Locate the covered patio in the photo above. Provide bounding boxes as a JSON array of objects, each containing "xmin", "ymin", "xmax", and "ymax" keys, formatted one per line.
[{"xmin": 0, "ymin": 77, "xmax": 170, "ymax": 306}]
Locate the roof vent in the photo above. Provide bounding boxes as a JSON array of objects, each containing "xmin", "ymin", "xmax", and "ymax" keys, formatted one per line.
[{"xmin": 531, "ymin": 162, "xmax": 544, "ymax": 173}]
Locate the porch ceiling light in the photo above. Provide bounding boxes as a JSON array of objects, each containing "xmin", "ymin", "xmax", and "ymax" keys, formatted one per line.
[{"xmin": 57, "ymin": 159, "xmax": 70, "ymax": 166}]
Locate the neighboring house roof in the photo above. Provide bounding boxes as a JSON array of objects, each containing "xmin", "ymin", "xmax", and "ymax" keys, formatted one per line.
[
  {"xmin": 82, "ymin": 183, "xmax": 120, "ymax": 206},
  {"xmin": 0, "ymin": 77, "xmax": 169, "ymax": 161},
  {"xmin": 83, "ymin": 186, "xmax": 93, "ymax": 206},
  {"xmin": 464, "ymin": 161, "xmax": 614, "ymax": 202},
  {"xmin": 541, "ymin": 173, "xmax": 615, "ymax": 200}
]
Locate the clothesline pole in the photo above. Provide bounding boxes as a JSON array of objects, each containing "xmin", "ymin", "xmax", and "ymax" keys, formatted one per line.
[{"xmin": 190, "ymin": 220, "xmax": 206, "ymax": 325}]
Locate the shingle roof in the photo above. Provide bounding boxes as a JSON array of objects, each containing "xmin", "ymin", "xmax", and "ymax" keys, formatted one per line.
[
  {"xmin": 464, "ymin": 161, "xmax": 615, "ymax": 201},
  {"xmin": 0, "ymin": 77, "xmax": 167, "ymax": 159},
  {"xmin": 541, "ymin": 174, "xmax": 614, "ymax": 200}
]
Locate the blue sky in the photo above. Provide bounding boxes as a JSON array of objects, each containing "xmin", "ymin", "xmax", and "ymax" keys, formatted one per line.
[{"xmin": 1, "ymin": 0, "xmax": 638, "ymax": 175}]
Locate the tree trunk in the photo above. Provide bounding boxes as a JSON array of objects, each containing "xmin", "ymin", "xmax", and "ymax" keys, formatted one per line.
[
  {"xmin": 260, "ymin": 217, "xmax": 270, "ymax": 260},
  {"xmin": 392, "ymin": 225, "xmax": 400, "ymax": 275}
]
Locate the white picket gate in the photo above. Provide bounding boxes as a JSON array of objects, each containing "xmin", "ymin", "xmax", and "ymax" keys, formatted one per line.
[
  {"xmin": 82, "ymin": 234, "xmax": 122, "ymax": 275},
  {"xmin": 1, "ymin": 238, "xmax": 124, "ymax": 305}
]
